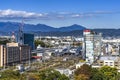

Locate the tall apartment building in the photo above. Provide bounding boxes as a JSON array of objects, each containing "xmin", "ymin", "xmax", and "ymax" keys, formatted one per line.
[
  {"xmin": 20, "ymin": 45, "xmax": 31, "ymax": 62},
  {"xmin": 0, "ymin": 42, "xmax": 31, "ymax": 67},
  {"xmin": 6, "ymin": 43, "xmax": 20, "ymax": 66},
  {"xmin": 0, "ymin": 45, "xmax": 6, "ymax": 67},
  {"xmin": 83, "ymin": 30, "xmax": 102, "ymax": 64}
]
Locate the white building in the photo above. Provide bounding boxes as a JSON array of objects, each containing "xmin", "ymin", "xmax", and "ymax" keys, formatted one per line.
[
  {"xmin": 83, "ymin": 30, "xmax": 102, "ymax": 64},
  {"xmin": 97, "ymin": 56, "xmax": 120, "ymax": 68}
]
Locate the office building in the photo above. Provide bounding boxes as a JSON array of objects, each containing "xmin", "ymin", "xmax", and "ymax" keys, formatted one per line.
[
  {"xmin": 6, "ymin": 43, "xmax": 20, "ymax": 66},
  {"xmin": 23, "ymin": 33, "xmax": 34, "ymax": 50},
  {"xmin": 20, "ymin": 45, "xmax": 31, "ymax": 62},
  {"xmin": 83, "ymin": 30, "xmax": 102, "ymax": 64},
  {"xmin": 0, "ymin": 42, "xmax": 31, "ymax": 67}
]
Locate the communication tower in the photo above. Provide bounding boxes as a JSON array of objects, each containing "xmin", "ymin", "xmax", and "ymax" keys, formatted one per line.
[{"xmin": 18, "ymin": 20, "xmax": 24, "ymax": 44}]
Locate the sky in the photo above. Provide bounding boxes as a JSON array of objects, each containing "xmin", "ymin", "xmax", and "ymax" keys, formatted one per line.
[{"xmin": 0, "ymin": 0, "xmax": 120, "ymax": 29}]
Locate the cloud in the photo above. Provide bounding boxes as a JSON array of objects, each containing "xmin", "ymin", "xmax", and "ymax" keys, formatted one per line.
[
  {"xmin": 0, "ymin": 9, "xmax": 45, "ymax": 20},
  {"xmin": 70, "ymin": 11, "xmax": 117, "ymax": 18},
  {"xmin": 0, "ymin": 9, "xmax": 118, "ymax": 21}
]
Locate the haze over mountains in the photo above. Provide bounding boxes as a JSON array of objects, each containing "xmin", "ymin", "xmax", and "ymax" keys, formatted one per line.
[{"xmin": 0, "ymin": 22, "xmax": 119, "ymax": 37}]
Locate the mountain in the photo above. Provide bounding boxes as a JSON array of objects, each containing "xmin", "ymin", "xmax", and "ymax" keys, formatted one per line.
[
  {"xmin": 58, "ymin": 24, "xmax": 86, "ymax": 32},
  {"xmin": 24, "ymin": 24, "xmax": 56, "ymax": 32},
  {"xmin": 0, "ymin": 22, "xmax": 56, "ymax": 32},
  {"xmin": 93, "ymin": 29, "xmax": 120, "ymax": 37},
  {"xmin": 33, "ymin": 29, "xmax": 120, "ymax": 37},
  {"xmin": 0, "ymin": 22, "xmax": 20, "ymax": 32},
  {"xmin": 33, "ymin": 30, "xmax": 84, "ymax": 37},
  {"xmin": 0, "ymin": 22, "xmax": 86, "ymax": 32},
  {"xmin": 0, "ymin": 22, "xmax": 119, "ymax": 37}
]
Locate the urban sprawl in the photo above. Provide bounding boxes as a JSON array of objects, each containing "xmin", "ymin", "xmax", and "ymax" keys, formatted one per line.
[{"xmin": 0, "ymin": 29, "xmax": 120, "ymax": 80}]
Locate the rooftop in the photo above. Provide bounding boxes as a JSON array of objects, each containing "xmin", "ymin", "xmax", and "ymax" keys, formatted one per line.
[{"xmin": 99, "ymin": 56, "xmax": 119, "ymax": 61}]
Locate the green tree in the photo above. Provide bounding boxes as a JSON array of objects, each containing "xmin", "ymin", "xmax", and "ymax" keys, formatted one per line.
[
  {"xmin": 34, "ymin": 40, "xmax": 46, "ymax": 48},
  {"xmin": 74, "ymin": 65, "xmax": 120, "ymax": 80},
  {"xmin": 58, "ymin": 74, "xmax": 69, "ymax": 80},
  {"xmin": 100, "ymin": 66, "xmax": 119, "ymax": 80},
  {"xmin": 0, "ymin": 70, "xmax": 20, "ymax": 80},
  {"xmin": 0, "ymin": 68, "xmax": 69, "ymax": 80},
  {"xmin": 91, "ymin": 71, "xmax": 105, "ymax": 80},
  {"xmin": 27, "ymin": 74, "xmax": 40, "ymax": 80},
  {"xmin": 116, "ymin": 73, "xmax": 120, "ymax": 80},
  {"xmin": 34, "ymin": 40, "xmax": 52, "ymax": 48},
  {"xmin": 0, "ymin": 40, "xmax": 10, "ymax": 45},
  {"xmin": 39, "ymin": 68, "xmax": 69, "ymax": 80}
]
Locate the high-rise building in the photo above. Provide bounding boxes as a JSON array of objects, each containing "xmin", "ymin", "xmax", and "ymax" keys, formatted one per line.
[
  {"xmin": 0, "ymin": 42, "xmax": 31, "ymax": 67},
  {"xmin": 83, "ymin": 30, "xmax": 102, "ymax": 64},
  {"xmin": 20, "ymin": 45, "xmax": 31, "ymax": 62},
  {"xmin": 0, "ymin": 45, "xmax": 6, "ymax": 67},
  {"xmin": 23, "ymin": 33, "xmax": 34, "ymax": 50},
  {"xmin": 6, "ymin": 43, "xmax": 20, "ymax": 66}
]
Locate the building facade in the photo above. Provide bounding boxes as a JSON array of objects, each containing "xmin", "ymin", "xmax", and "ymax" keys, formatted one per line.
[
  {"xmin": 20, "ymin": 45, "xmax": 31, "ymax": 62},
  {"xmin": 0, "ymin": 45, "xmax": 6, "ymax": 67},
  {"xmin": 0, "ymin": 42, "xmax": 31, "ymax": 67},
  {"xmin": 97, "ymin": 56, "xmax": 120, "ymax": 68},
  {"xmin": 83, "ymin": 30, "xmax": 102, "ymax": 64},
  {"xmin": 23, "ymin": 33, "xmax": 34, "ymax": 50}
]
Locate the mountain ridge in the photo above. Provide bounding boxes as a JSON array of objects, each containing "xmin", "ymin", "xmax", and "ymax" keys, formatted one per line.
[
  {"xmin": 0, "ymin": 22, "xmax": 86, "ymax": 32},
  {"xmin": 0, "ymin": 22, "xmax": 119, "ymax": 37}
]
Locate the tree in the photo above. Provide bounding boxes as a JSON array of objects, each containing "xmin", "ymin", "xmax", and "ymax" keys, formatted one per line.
[
  {"xmin": 116, "ymin": 73, "xmax": 120, "ymax": 80},
  {"xmin": 75, "ymin": 64, "xmax": 92, "ymax": 77},
  {"xmin": 27, "ymin": 74, "xmax": 40, "ymax": 80},
  {"xmin": 74, "ymin": 74, "xmax": 89, "ymax": 80},
  {"xmin": 39, "ymin": 68, "xmax": 69, "ymax": 80},
  {"xmin": 0, "ymin": 70, "xmax": 21, "ymax": 80},
  {"xmin": 74, "ymin": 64, "xmax": 92, "ymax": 79},
  {"xmin": 34, "ymin": 40, "xmax": 46, "ymax": 48},
  {"xmin": 74, "ymin": 65, "xmax": 120, "ymax": 80},
  {"xmin": 100, "ymin": 66, "xmax": 119, "ymax": 80},
  {"xmin": 58, "ymin": 74, "xmax": 69, "ymax": 80},
  {"xmin": 34, "ymin": 40, "xmax": 52, "ymax": 48},
  {"xmin": 0, "ymin": 40, "xmax": 10, "ymax": 45},
  {"xmin": 90, "ymin": 71, "xmax": 105, "ymax": 80},
  {"xmin": 0, "ymin": 68, "xmax": 69, "ymax": 80}
]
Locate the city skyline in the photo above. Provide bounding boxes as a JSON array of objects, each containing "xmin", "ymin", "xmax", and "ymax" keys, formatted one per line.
[{"xmin": 0, "ymin": 0, "xmax": 120, "ymax": 28}]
